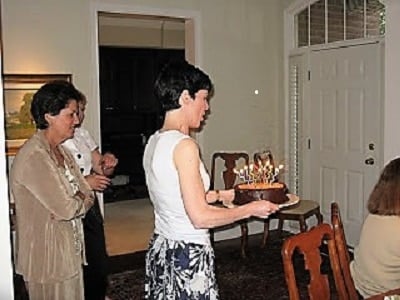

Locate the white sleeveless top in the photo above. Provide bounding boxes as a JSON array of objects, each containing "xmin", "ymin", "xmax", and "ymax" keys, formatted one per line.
[{"xmin": 143, "ymin": 130, "xmax": 210, "ymax": 245}]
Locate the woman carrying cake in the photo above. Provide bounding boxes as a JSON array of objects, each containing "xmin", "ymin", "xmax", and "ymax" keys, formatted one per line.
[{"xmin": 143, "ymin": 60, "xmax": 279, "ymax": 299}]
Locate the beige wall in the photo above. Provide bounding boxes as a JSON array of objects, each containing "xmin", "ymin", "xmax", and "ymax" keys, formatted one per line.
[
  {"xmin": 98, "ymin": 15, "xmax": 186, "ymax": 49},
  {"xmin": 201, "ymin": 0, "xmax": 286, "ymax": 167},
  {"xmin": 1, "ymin": 0, "xmax": 400, "ymax": 294},
  {"xmin": 99, "ymin": 26, "xmax": 185, "ymax": 48},
  {"xmin": 1, "ymin": 0, "xmax": 286, "ymax": 165},
  {"xmin": 1, "ymin": 0, "xmax": 286, "ymax": 239},
  {"xmin": 1, "ymin": 0, "xmax": 95, "ymax": 137}
]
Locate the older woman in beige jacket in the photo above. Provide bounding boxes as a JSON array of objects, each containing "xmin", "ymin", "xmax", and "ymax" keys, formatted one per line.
[{"xmin": 10, "ymin": 81, "xmax": 94, "ymax": 300}]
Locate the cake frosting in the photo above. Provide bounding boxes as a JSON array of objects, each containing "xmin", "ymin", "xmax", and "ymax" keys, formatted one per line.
[{"xmin": 233, "ymin": 182, "xmax": 289, "ymax": 205}]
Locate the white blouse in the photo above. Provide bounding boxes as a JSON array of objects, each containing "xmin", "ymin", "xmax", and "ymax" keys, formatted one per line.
[{"xmin": 63, "ymin": 127, "xmax": 98, "ymax": 176}]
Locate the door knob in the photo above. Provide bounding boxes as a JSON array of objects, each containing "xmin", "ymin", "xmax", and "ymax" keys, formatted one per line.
[{"xmin": 365, "ymin": 157, "xmax": 375, "ymax": 165}]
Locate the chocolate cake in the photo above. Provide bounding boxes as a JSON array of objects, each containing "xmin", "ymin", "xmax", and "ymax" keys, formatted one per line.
[{"xmin": 233, "ymin": 182, "xmax": 289, "ymax": 205}]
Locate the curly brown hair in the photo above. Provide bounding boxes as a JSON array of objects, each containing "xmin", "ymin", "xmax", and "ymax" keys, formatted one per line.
[{"xmin": 367, "ymin": 157, "xmax": 400, "ymax": 215}]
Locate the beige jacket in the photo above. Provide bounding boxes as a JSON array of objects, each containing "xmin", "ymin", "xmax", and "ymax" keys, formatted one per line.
[{"xmin": 10, "ymin": 131, "xmax": 94, "ymax": 283}]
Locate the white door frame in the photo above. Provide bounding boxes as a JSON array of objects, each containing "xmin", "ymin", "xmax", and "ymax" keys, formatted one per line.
[
  {"xmin": 88, "ymin": 2, "xmax": 203, "ymax": 212},
  {"xmin": 309, "ymin": 42, "xmax": 383, "ymax": 246},
  {"xmin": 285, "ymin": 0, "xmax": 400, "ymax": 180},
  {"xmin": 0, "ymin": 46, "xmax": 14, "ymax": 300},
  {"xmin": 88, "ymin": 2, "xmax": 203, "ymax": 141},
  {"xmin": 283, "ymin": 0, "xmax": 388, "ymax": 202}
]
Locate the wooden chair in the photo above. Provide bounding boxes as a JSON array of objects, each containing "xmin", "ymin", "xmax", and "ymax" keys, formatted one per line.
[
  {"xmin": 210, "ymin": 152, "xmax": 249, "ymax": 258},
  {"xmin": 281, "ymin": 223, "xmax": 349, "ymax": 300},
  {"xmin": 254, "ymin": 151, "xmax": 323, "ymax": 247},
  {"xmin": 331, "ymin": 202, "xmax": 359, "ymax": 299}
]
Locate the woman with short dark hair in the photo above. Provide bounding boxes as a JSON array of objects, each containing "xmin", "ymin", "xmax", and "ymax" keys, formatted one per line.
[
  {"xmin": 10, "ymin": 80, "xmax": 95, "ymax": 300},
  {"xmin": 351, "ymin": 157, "xmax": 400, "ymax": 298},
  {"xmin": 143, "ymin": 61, "xmax": 280, "ymax": 299}
]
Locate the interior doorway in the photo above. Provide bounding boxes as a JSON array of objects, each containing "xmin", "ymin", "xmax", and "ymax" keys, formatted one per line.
[
  {"xmin": 285, "ymin": 0, "xmax": 385, "ymax": 243},
  {"xmin": 94, "ymin": 9, "xmax": 196, "ymax": 253},
  {"xmin": 97, "ymin": 13, "xmax": 186, "ymax": 203},
  {"xmin": 308, "ymin": 42, "xmax": 383, "ymax": 246}
]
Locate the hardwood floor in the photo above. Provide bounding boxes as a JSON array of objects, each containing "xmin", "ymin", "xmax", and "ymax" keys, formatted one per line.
[{"xmin": 104, "ymin": 198, "xmax": 154, "ymax": 256}]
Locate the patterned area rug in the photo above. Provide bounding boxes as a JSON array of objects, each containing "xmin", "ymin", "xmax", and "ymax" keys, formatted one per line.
[
  {"xmin": 108, "ymin": 269, "xmax": 145, "ymax": 300},
  {"xmin": 107, "ymin": 231, "xmax": 337, "ymax": 300}
]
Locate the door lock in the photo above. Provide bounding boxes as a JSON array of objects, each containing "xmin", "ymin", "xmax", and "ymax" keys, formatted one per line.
[{"xmin": 365, "ymin": 157, "xmax": 375, "ymax": 165}]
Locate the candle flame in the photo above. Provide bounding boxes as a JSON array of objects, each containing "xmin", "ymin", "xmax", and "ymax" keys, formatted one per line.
[{"xmin": 233, "ymin": 151, "xmax": 286, "ymax": 184}]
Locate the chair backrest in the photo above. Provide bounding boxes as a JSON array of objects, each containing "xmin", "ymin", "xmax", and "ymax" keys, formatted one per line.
[
  {"xmin": 331, "ymin": 202, "xmax": 359, "ymax": 299},
  {"xmin": 253, "ymin": 150, "xmax": 275, "ymax": 168},
  {"xmin": 281, "ymin": 223, "xmax": 349, "ymax": 300},
  {"xmin": 210, "ymin": 152, "xmax": 249, "ymax": 189},
  {"xmin": 253, "ymin": 150, "xmax": 289, "ymax": 193}
]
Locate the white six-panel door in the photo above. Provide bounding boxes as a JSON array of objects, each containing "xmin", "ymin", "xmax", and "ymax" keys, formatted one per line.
[{"xmin": 308, "ymin": 42, "xmax": 382, "ymax": 247}]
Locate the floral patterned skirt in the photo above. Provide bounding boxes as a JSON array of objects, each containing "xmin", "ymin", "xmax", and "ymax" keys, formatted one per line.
[{"xmin": 145, "ymin": 233, "xmax": 219, "ymax": 300}]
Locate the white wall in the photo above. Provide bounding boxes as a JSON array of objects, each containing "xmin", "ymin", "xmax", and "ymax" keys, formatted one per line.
[
  {"xmin": 1, "ymin": 0, "xmax": 287, "ymax": 243},
  {"xmin": 0, "ymin": 40, "xmax": 16, "ymax": 300},
  {"xmin": 1, "ymin": 0, "xmax": 286, "ymax": 161},
  {"xmin": 383, "ymin": 0, "xmax": 400, "ymax": 163},
  {"xmin": 1, "ymin": 0, "xmax": 399, "ymax": 294},
  {"xmin": 0, "ymin": 123, "xmax": 13, "ymax": 296}
]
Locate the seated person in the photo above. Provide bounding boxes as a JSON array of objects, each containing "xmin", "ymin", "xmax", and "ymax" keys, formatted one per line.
[{"xmin": 350, "ymin": 157, "xmax": 400, "ymax": 298}]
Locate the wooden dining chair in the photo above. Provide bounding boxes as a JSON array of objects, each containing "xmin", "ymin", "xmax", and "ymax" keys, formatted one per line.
[
  {"xmin": 281, "ymin": 223, "xmax": 349, "ymax": 300},
  {"xmin": 254, "ymin": 151, "xmax": 323, "ymax": 247},
  {"xmin": 210, "ymin": 151, "xmax": 249, "ymax": 258},
  {"xmin": 331, "ymin": 202, "xmax": 359, "ymax": 299}
]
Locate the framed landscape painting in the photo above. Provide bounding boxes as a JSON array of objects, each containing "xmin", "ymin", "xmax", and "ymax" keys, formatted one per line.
[{"xmin": 3, "ymin": 74, "xmax": 72, "ymax": 155}]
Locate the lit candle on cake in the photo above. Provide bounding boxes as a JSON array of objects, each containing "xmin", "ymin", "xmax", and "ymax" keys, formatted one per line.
[
  {"xmin": 234, "ymin": 155, "xmax": 285, "ymax": 185},
  {"xmin": 233, "ymin": 153, "xmax": 289, "ymax": 206}
]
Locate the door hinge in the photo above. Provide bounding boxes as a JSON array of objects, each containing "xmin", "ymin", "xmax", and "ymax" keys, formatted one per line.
[
  {"xmin": 308, "ymin": 138, "xmax": 311, "ymax": 149},
  {"xmin": 308, "ymin": 70, "xmax": 311, "ymax": 81}
]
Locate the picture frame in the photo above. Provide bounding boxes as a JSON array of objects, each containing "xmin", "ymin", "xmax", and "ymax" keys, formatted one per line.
[{"xmin": 3, "ymin": 74, "xmax": 72, "ymax": 156}]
